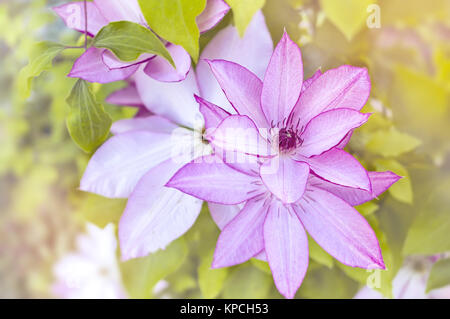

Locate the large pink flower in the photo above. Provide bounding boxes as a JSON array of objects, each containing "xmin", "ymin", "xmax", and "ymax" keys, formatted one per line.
[
  {"xmin": 166, "ymin": 32, "xmax": 401, "ymax": 298},
  {"xmin": 54, "ymin": 0, "xmax": 229, "ymax": 83}
]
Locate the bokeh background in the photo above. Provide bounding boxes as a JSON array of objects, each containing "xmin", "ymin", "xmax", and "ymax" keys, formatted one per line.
[{"xmin": 1, "ymin": 0, "xmax": 450, "ymax": 298}]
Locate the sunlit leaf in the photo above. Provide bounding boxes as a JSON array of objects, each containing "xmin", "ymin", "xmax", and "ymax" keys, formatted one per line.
[
  {"xmin": 366, "ymin": 127, "xmax": 422, "ymax": 157},
  {"xmin": 226, "ymin": 0, "xmax": 266, "ymax": 37},
  {"xmin": 197, "ymin": 251, "xmax": 228, "ymax": 298},
  {"xmin": 66, "ymin": 79, "xmax": 112, "ymax": 153},
  {"xmin": 427, "ymin": 258, "xmax": 450, "ymax": 293}
]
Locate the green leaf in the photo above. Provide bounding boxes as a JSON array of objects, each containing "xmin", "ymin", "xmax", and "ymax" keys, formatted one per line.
[
  {"xmin": 17, "ymin": 41, "xmax": 65, "ymax": 98},
  {"xmin": 374, "ymin": 158, "xmax": 413, "ymax": 204},
  {"xmin": 427, "ymin": 258, "xmax": 450, "ymax": 293},
  {"xmin": 138, "ymin": 0, "xmax": 206, "ymax": 61},
  {"xmin": 366, "ymin": 127, "xmax": 422, "ymax": 157},
  {"xmin": 197, "ymin": 251, "xmax": 229, "ymax": 298},
  {"xmin": 223, "ymin": 265, "xmax": 272, "ymax": 298},
  {"xmin": 320, "ymin": 0, "xmax": 374, "ymax": 40},
  {"xmin": 403, "ymin": 179, "xmax": 450, "ymax": 255},
  {"xmin": 66, "ymin": 79, "xmax": 112, "ymax": 153},
  {"xmin": 226, "ymin": 0, "xmax": 266, "ymax": 37},
  {"xmin": 309, "ymin": 236, "xmax": 334, "ymax": 268},
  {"xmin": 121, "ymin": 238, "xmax": 188, "ymax": 298},
  {"xmin": 93, "ymin": 21, "xmax": 174, "ymax": 66}
]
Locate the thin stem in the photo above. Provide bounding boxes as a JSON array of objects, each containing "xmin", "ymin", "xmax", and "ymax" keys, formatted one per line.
[{"xmin": 83, "ymin": 0, "xmax": 88, "ymax": 51}]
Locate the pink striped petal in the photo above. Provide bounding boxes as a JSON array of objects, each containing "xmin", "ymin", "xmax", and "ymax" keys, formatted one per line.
[
  {"xmin": 208, "ymin": 203, "xmax": 243, "ymax": 230},
  {"xmin": 110, "ymin": 115, "xmax": 178, "ymax": 135},
  {"xmin": 53, "ymin": 2, "xmax": 108, "ymax": 36},
  {"xmin": 336, "ymin": 131, "xmax": 353, "ymax": 149},
  {"xmin": 94, "ymin": 0, "xmax": 145, "ymax": 24},
  {"xmin": 207, "ymin": 115, "xmax": 273, "ymax": 156},
  {"xmin": 106, "ymin": 84, "xmax": 144, "ymax": 107},
  {"xmin": 299, "ymin": 109, "xmax": 370, "ymax": 157},
  {"xmin": 261, "ymin": 31, "xmax": 303, "ymax": 125},
  {"xmin": 119, "ymin": 160, "xmax": 202, "ymax": 260},
  {"xmin": 301, "ymin": 148, "xmax": 371, "ymax": 191},
  {"xmin": 295, "ymin": 187, "xmax": 385, "ymax": 269},
  {"xmin": 195, "ymin": 95, "xmax": 230, "ymax": 129},
  {"xmin": 260, "ymin": 156, "xmax": 309, "ymax": 204},
  {"xmin": 197, "ymin": 0, "xmax": 230, "ymax": 32},
  {"xmin": 264, "ymin": 201, "xmax": 309, "ymax": 299},
  {"xmin": 289, "ymin": 65, "xmax": 371, "ymax": 129},
  {"xmin": 102, "ymin": 51, "xmax": 154, "ymax": 70},
  {"xmin": 301, "ymin": 69, "xmax": 322, "ymax": 93},
  {"xmin": 207, "ymin": 59, "xmax": 268, "ymax": 127},
  {"xmin": 310, "ymin": 171, "xmax": 401, "ymax": 206},
  {"xmin": 143, "ymin": 44, "xmax": 191, "ymax": 82},
  {"xmin": 166, "ymin": 155, "xmax": 264, "ymax": 204},
  {"xmin": 213, "ymin": 196, "xmax": 269, "ymax": 268},
  {"xmin": 69, "ymin": 48, "xmax": 138, "ymax": 83}
]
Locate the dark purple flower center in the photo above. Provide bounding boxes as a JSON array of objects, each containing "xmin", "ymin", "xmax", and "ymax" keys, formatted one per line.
[{"xmin": 278, "ymin": 128, "xmax": 301, "ymax": 152}]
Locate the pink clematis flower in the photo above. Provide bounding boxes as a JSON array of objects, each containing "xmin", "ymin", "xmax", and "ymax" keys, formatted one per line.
[
  {"xmin": 54, "ymin": 0, "xmax": 229, "ymax": 83},
  {"xmin": 80, "ymin": 12, "xmax": 273, "ymax": 260},
  {"xmin": 166, "ymin": 33, "xmax": 402, "ymax": 298}
]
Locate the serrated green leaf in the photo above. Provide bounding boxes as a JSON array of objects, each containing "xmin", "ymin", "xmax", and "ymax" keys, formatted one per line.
[
  {"xmin": 138, "ymin": 0, "xmax": 206, "ymax": 61},
  {"xmin": 198, "ymin": 251, "xmax": 228, "ymax": 298},
  {"xmin": 226, "ymin": 0, "xmax": 265, "ymax": 37},
  {"xmin": 17, "ymin": 41, "xmax": 65, "ymax": 98},
  {"xmin": 93, "ymin": 21, "xmax": 174, "ymax": 66},
  {"xmin": 320, "ymin": 0, "xmax": 374, "ymax": 40},
  {"xmin": 366, "ymin": 127, "xmax": 421, "ymax": 157},
  {"xmin": 374, "ymin": 158, "xmax": 413, "ymax": 204},
  {"xmin": 121, "ymin": 238, "xmax": 188, "ymax": 299},
  {"xmin": 426, "ymin": 258, "xmax": 450, "ymax": 293},
  {"xmin": 66, "ymin": 79, "xmax": 112, "ymax": 153}
]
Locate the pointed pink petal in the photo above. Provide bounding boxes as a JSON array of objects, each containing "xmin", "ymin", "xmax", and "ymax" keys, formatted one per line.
[
  {"xmin": 110, "ymin": 115, "xmax": 178, "ymax": 135},
  {"xmin": 197, "ymin": 0, "xmax": 230, "ymax": 33},
  {"xmin": 207, "ymin": 59, "xmax": 268, "ymax": 127},
  {"xmin": 207, "ymin": 115, "xmax": 274, "ymax": 156},
  {"xmin": 336, "ymin": 131, "xmax": 353, "ymax": 149},
  {"xmin": 53, "ymin": 2, "xmax": 108, "ymax": 36},
  {"xmin": 102, "ymin": 51, "xmax": 154, "ymax": 70},
  {"xmin": 134, "ymin": 68, "xmax": 201, "ymax": 128},
  {"xmin": 213, "ymin": 196, "xmax": 269, "ymax": 268},
  {"xmin": 208, "ymin": 203, "xmax": 243, "ymax": 230},
  {"xmin": 69, "ymin": 48, "xmax": 138, "ymax": 83},
  {"xmin": 300, "ymin": 148, "xmax": 371, "ymax": 191},
  {"xmin": 143, "ymin": 44, "xmax": 191, "ymax": 82},
  {"xmin": 94, "ymin": 0, "xmax": 145, "ymax": 24},
  {"xmin": 197, "ymin": 11, "xmax": 273, "ymax": 113},
  {"xmin": 195, "ymin": 95, "xmax": 230, "ymax": 129},
  {"xmin": 260, "ymin": 156, "xmax": 309, "ymax": 204},
  {"xmin": 106, "ymin": 84, "xmax": 144, "ymax": 107},
  {"xmin": 301, "ymin": 69, "xmax": 322, "ymax": 93},
  {"xmin": 119, "ymin": 160, "xmax": 202, "ymax": 260},
  {"xmin": 299, "ymin": 109, "xmax": 370, "ymax": 157},
  {"xmin": 289, "ymin": 65, "xmax": 371, "ymax": 129},
  {"xmin": 261, "ymin": 31, "xmax": 303, "ymax": 125},
  {"xmin": 80, "ymin": 131, "xmax": 182, "ymax": 198},
  {"xmin": 310, "ymin": 171, "xmax": 401, "ymax": 206},
  {"xmin": 264, "ymin": 202, "xmax": 309, "ymax": 299},
  {"xmin": 166, "ymin": 155, "xmax": 264, "ymax": 204},
  {"xmin": 295, "ymin": 187, "xmax": 385, "ymax": 269}
]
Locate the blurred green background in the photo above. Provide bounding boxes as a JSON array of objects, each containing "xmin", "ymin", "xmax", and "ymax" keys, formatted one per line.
[{"xmin": 1, "ymin": 0, "xmax": 449, "ymax": 298}]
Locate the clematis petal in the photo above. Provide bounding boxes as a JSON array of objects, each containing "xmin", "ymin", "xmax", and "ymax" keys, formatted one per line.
[
  {"xmin": 212, "ymin": 196, "xmax": 269, "ymax": 268},
  {"xmin": 134, "ymin": 68, "xmax": 202, "ymax": 128},
  {"xmin": 166, "ymin": 155, "xmax": 264, "ymax": 205},
  {"xmin": 119, "ymin": 160, "xmax": 203, "ymax": 260},
  {"xmin": 300, "ymin": 148, "xmax": 371, "ymax": 191},
  {"xmin": 197, "ymin": 11, "xmax": 273, "ymax": 113},
  {"xmin": 264, "ymin": 201, "xmax": 309, "ymax": 299},
  {"xmin": 310, "ymin": 171, "xmax": 401, "ymax": 206},
  {"xmin": 102, "ymin": 51, "xmax": 154, "ymax": 70},
  {"xmin": 207, "ymin": 60, "xmax": 268, "ymax": 127},
  {"xmin": 301, "ymin": 69, "xmax": 322, "ymax": 94},
  {"xmin": 207, "ymin": 115, "xmax": 273, "ymax": 156},
  {"xmin": 195, "ymin": 95, "xmax": 230, "ymax": 129},
  {"xmin": 197, "ymin": 0, "xmax": 230, "ymax": 32},
  {"xmin": 94, "ymin": 0, "xmax": 145, "ymax": 24},
  {"xmin": 260, "ymin": 156, "xmax": 309, "ymax": 204},
  {"xmin": 208, "ymin": 203, "xmax": 243, "ymax": 230},
  {"xmin": 80, "ymin": 130, "xmax": 191, "ymax": 198},
  {"xmin": 289, "ymin": 65, "xmax": 371, "ymax": 129},
  {"xmin": 69, "ymin": 48, "xmax": 138, "ymax": 83},
  {"xmin": 143, "ymin": 44, "xmax": 191, "ymax": 82},
  {"xmin": 261, "ymin": 31, "xmax": 303, "ymax": 125},
  {"xmin": 299, "ymin": 109, "xmax": 370, "ymax": 157},
  {"xmin": 53, "ymin": 2, "xmax": 108, "ymax": 36},
  {"xmin": 110, "ymin": 115, "xmax": 178, "ymax": 135},
  {"xmin": 106, "ymin": 84, "xmax": 144, "ymax": 107},
  {"xmin": 295, "ymin": 187, "xmax": 385, "ymax": 269},
  {"xmin": 336, "ymin": 131, "xmax": 353, "ymax": 149}
]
